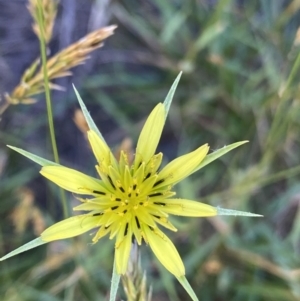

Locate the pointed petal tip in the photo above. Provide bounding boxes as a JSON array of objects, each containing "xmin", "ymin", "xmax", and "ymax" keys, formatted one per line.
[
  {"xmin": 217, "ymin": 207, "xmax": 263, "ymax": 217},
  {"xmin": 176, "ymin": 275, "xmax": 199, "ymax": 301},
  {"xmin": 0, "ymin": 237, "xmax": 46, "ymax": 261}
]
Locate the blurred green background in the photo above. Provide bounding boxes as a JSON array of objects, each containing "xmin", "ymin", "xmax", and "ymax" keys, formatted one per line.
[{"xmin": 1, "ymin": 0, "xmax": 300, "ymax": 300}]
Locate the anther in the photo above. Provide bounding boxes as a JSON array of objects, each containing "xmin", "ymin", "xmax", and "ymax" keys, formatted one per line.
[
  {"xmin": 144, "ymin": 172, "xmax": 151, "ymax": 181},
  {"xmin": 92, "ymin": 190, "xmax": 106, "ymax": 195},
  {"xmin": 93, "ymin": 213, "xmax": 103, "ymax": 216},
  {"xmin": 135, "ymin": 216, "xmax": 140, "ymax": 229},
  {"xmin": 154, "ymin": 202, "xmax": 166, "ymax": 206},
  {"xmin": 153, "ymin": 179, "xmax": 165, "ymax": 187},
  {"xmin": 152, "ymin": 214, "xmax": 160, "ymax": 219},
  {"xmin": 111, "ymin": 206, "xmax": 119, "ymax": 210},
  {"xmin": 124, "ymin": 223, "xmax": 129, "ymax": 236},
  {"xmin": 148, "ymin": 192, "xmax": 162, "ymax": 197},
  {"xmin": 108, "ymin": 175, "xmax": 116, "ymax": 190}
]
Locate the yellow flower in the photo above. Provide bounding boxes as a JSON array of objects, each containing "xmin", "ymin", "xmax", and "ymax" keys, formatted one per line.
[
  {"xmin": 39, "ymin": 102, "xmax": 215, "ymax": 277},
  {"xmin": 1, "ymin": 77, "xmax": 260, "ymax": 300}
]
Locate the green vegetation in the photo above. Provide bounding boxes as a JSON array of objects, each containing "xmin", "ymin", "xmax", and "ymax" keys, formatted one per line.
[{"xmin": 1, "ymin": 0, "xmax": 300, "ymax": 300}]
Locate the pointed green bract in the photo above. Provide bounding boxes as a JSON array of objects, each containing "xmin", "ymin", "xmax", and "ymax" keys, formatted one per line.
[
  {"xmin": 0, "ymin": 237, "xmax": 46, "ymax": 261},
  {"xmin": 193, "ymin": 141, "xmax": 249, "ymax": 173},
  {"xmin": 7, "ymin": 145, "xmax": 59, "ymax": 167},
  {"xmin": 73, "ymin": 84, "xmax": 106, "ymax": 142},
  {"xmin": 176, "ymin": 276, "xmax": 199, "ymax": 301},
  {"xmin": 163, "ymin": 72, "xmax": 182, "ymax": 119},
  {"xmin": 217, "ymin": 207, "xmax": 263, "ymax": 217}
]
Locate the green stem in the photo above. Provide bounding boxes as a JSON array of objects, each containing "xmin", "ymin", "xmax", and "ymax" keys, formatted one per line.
[
  {"xmin": 36, "ymin": 0, "xmax": 68, "ymax": 218},
  {"xmin": 110, "ymin": 254, "xmax": 120, "ymax": 301}
]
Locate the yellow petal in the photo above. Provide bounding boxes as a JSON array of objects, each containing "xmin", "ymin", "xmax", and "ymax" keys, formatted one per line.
[
  {"xmin": 73, "ymin": 202, "xmax": 103, "ymax": 211},
  {"xmin": 40, "ymin": 165, "xmax": 106, "ymax": 195},
  {"xmin": 87, "ymin": 130, "xmax": 116, "ymax": 167},
  {"xmin": 135, "ymin": 103, "xmax": 165, "ymax": 167},
  {"xmin": 115, "ymin": 222, "xmax": 132, "ymax": 274},
  {"xmin": 41, "ymin": 215, "xmax": 99, "ymax": 242},
  {"xmin": 73, "ymin": 199, "xmax": 115, "ymax": 211},
  {"xmin": 157, "ymin": 199, "xmax": 217, "ymax": 216},
  {"xmin": 92, "ymin": 225, "xmax": 110, "ymax": 243},
  {"xmin": 155, "ymin": 144, "xmax": 209, "ymax": 188},
  {"xmin": 143, "ymin": 225, "xmax": 185, "ymax": 277}
]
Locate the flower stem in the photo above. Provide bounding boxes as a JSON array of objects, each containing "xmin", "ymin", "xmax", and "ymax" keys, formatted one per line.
[
  {"xmin": 36, "ymin": 0, "xmax": 68, "ymax": 218},
  {"xmin": 110, "ymin": 255, "xmax": 121, "ymax": 301}
]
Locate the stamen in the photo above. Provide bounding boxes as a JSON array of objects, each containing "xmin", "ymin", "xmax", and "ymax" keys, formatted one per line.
[
  {"xmin": 135, "ymin": 216, "xmax": 140, "ymax": 229},
  {"xmin": 144, "ymin": 172, "xmax": 151, "ymax": 181},
  {"xmin": 123, "ymin": 210, "xmax": 127, "ymax": 214},
  {"xmin": 148, "ymin": 192, "xmax": 162, "ymax": 197},
  {"xmin": 116, "ymin": 198, "xmax": 121, "ymax": 201},
  {"xmin": 154, "ymin": 202, "xmax": 166, "ymax": 206},
  {"xmin": 93, "ymin": 213, "xmax": 103, "ymax": 216},
  {"xmin": 124, "ymin": 223, "xmax": 129, "ymax": 236},
  {"xmin": 153, "ymin": 179, "xmax": 165, "ymax": 187},
  {"xmin": 133, "ymin": 184, "xmax": 137, "ymax": 190},
  {"xmin": 111, "ymin": 206, "xmax": 119, "ymax": 210},
  {"xmin": 93, "ymin": 190, "xmax": 106, "ymax": 195},
  {"xmin": 152, "ymin": 214, "xmax": 160, "ymax": 219},
  {"xmin": 108, "ymin": 175, "xmax": 116, "ymax": 190}
]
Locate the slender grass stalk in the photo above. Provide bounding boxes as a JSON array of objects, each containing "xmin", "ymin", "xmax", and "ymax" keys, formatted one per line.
[
  {"xmin": 263, "ymin": 51, "xmax": 300, "ymax": 163},
  {"xmin": 36, "ymin": 0, "xmax": 68, "ymax": 218}
]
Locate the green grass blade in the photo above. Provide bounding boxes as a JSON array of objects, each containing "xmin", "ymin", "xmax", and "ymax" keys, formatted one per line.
[{"xmin": 0, "ymin": 237, "xmax": 46, "ymax": 261}]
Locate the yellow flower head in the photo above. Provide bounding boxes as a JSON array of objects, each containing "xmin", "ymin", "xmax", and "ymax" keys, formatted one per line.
[
  {"xmin": 1, "ymin": 75, "xmax": 260, "ymax": 299},
  {"xmin": 39, "ymin": 102, "xmax": 215, "ymax": 277}
]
